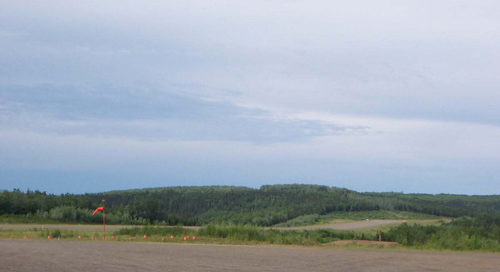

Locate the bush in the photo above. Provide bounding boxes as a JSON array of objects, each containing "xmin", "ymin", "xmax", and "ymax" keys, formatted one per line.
[
  {"xmin": 117, "ymin": 225, "xmax": 366, "ymax": 245},
  {"xmin": 114, "ymin": 226, "xmax": 192, "ymax": 237},
  {"xmin": 384, "ymin": 218, "xmax": 500, "ymax": 252},
  {"xmin": 50, "ymin": 229, "xmax": 61, "ymax": 238}
]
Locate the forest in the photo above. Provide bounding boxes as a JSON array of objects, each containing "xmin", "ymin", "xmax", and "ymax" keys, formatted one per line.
[{"xmin": 384, "ymin": 215, "xmax": 500, "ymax": 251}]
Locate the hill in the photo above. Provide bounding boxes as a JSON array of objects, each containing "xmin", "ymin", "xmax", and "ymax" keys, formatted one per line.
[{"xmin": 2, "ymin": 184, "xmax": 500, "ymax": 226}]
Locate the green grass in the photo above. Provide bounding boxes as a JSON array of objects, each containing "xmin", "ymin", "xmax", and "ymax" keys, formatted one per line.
[
  {"xmin": 0, "ymin": 214, "xmax": 60, "ymax": 224},
  {"xmin": 1, "ymin": 225, "xmax": 366, "ymax": 245},
  {"xmin": 1, "ymin": 228, "xmax": 95, "ymax": 240},
  {"xmin": 2, "ymin": 224, "xmax": 498, "ymax": 252}
]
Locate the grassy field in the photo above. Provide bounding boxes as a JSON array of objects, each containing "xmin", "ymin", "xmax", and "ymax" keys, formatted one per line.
[
  {"xmin": 0, "ymin": 220, "xmax": 439, "ymax": 246},
  {"xmin": 0, "ymin": 215, "xmax": 447, "ymax": 246},
  {"xmin": 0, "ymin": 224, "xmax": 370, "ymax": 245},
  {"xmin": 2, "ymin": 220, "xmax": 499, "ymax": 252}
]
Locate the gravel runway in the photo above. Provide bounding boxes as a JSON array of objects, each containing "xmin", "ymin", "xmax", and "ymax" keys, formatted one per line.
[{"xmin": 1, "ymin": 240, "xmax": 498, "ymax": 271}]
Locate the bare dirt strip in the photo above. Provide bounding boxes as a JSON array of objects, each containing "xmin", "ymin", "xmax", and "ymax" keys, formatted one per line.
[
  {"xmin": 1, "ymin": 240, "xmax": 499, "ymax": 271},
  {"xmin": 0, "ymin": 224, "xmax": 200, "ymax": 231},
  {"xmin": 0, "ymin": 220, "xmax": 404, "ymax": 232},
  {"xmin": 275, "ymin": 220, "xmax": 404, "ymax": 230}
]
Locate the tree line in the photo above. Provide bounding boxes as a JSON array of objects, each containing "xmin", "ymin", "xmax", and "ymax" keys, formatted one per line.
[{"xmin": 384, "ymin": 215, "xmax": 500, "ymax": 251}]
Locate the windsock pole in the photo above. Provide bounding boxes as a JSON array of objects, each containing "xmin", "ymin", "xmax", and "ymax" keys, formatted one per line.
[
  {"xmin": 91, "ymin": 205, "xmax": 105, "ymax": 240},
  {"xmin": 102, "ymin": 197, "xmax": 106, "ymax": 241}
]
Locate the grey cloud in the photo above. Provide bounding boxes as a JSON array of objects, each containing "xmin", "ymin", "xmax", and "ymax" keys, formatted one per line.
[
  {"xmin": 1, "ymin": 1, "xmax": 499, "ymax": 127},
  {"xmin": 0, "ymin": 84, "xmax": 367, "ymax": 142},
  {"xmin": 1, "ymin": 84, "xmax": 245, "ymax": 120}
]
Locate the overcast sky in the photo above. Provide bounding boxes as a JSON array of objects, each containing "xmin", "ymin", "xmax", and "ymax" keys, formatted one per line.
[{"xmin": 1, "ymin": 0, "xmax": 499, "ymax": 194}]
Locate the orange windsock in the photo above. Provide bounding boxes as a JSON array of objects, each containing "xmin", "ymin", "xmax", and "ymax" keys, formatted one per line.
[{"xmin": 92, "ymin": 207, "xmax": 104, "ymax": 216}]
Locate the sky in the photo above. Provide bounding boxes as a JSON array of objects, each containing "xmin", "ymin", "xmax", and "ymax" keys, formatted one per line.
[{"xmin": 1, "ymin": 0, "xmax": 499, "ymax": 195}]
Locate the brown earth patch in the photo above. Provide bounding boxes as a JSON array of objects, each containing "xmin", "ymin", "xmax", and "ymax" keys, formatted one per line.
[
  {"xmin": 1, "ymin": 240, "xmax": 499, "ymax": 271},
  {"xmin": 329, "ymin": 240, "xmax": 400, "ymax": 247},
  {"xmin": 276, "ymin": 220, "xmax": 405, "ymax": 230},
  {"xmin": 0, "ymin": 224, "xmax": 201, "ymax": 231}
]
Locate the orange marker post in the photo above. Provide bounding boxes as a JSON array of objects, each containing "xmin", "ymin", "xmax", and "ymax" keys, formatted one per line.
[
  {"xmin": 78, "ymin": 235, "xmax": 82, "ymax": 240},
  {"xmin": 170, "ymin": 235, "xmax": 174, "ymax": 239},
  {"xmin": 47, "ymin": 235, "xmax": 51, "ymax": 240}
]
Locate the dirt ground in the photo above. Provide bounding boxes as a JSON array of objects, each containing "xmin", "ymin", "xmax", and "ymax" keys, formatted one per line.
[
  {"xmin": 1, "ymin": 220, "xmax": 404, "ymax": 232},
  {"xmin": 277, "ymin": 220, "xmax": 404, "ymax": 230},
  {"xmin": 0, "ymin": 224, "xmax": 200, "ymax": 231},
  {"xmin": 330, "ymin": 240, "xmax": 400, "ymax": 247},
  {"xmin": 1, "ymin": 240, "xmax": 499, "ymax": 272}
]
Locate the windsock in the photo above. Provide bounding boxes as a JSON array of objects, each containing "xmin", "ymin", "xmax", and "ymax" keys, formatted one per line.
[{"xmin": 92, "ymin": 207, "xmax": 104, "ymax": 216}]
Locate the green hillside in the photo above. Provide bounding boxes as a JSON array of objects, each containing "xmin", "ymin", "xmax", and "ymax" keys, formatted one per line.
[{"xmin": 2, "ymin": 184, "xmax": 500, "ymax": 226}]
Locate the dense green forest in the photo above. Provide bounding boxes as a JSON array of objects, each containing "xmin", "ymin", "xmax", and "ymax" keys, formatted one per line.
[
  {"xmin": 384, "ymin": 215, "xmax": 500, "ymax": 251},
  {"xmin": 2, "ymin": 184, "xmax": 500, "ymax": 226}
]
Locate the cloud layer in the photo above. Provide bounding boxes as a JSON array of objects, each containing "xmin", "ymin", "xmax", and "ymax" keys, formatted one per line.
[
  {"xmin": 1, "ymin": 1, "xmax": 499, "ymax": 194},
  {"xmin": 0, "ymin": 84, "xmax": 368, "ymax": 142}
]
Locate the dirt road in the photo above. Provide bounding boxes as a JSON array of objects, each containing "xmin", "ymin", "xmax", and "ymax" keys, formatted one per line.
[
  {"xmin": 0, "ymin": 224, "xmax": 200, "ymax": 231},
  {"xmin": 276, "ymin": 220, "xmax": 404, "ymax": 230},
  {"xmin": 1, "ymin": 240, "xmax": 498, "ymax": 271},
  {"xmin": 1, "ymin": 220, "xmax": 403, "ymax": 232}
]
